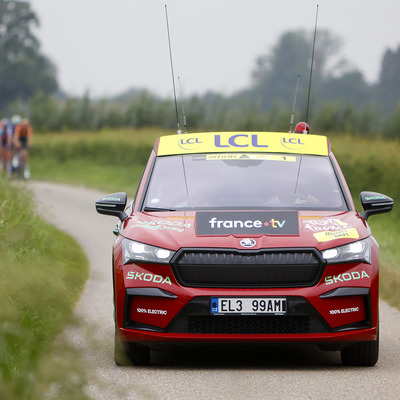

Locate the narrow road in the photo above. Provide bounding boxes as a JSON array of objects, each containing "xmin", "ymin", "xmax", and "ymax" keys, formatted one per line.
[{"xmin": 29, "ymin": 181, "xmax": 400, "ymax": 400}]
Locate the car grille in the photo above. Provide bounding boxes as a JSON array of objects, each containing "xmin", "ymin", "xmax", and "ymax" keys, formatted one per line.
[
  {"xmin": 172, "ymin": 249, "xmax": 324, "ymax": 288},
  {"xmin": 168, "ymin": 315, "xmax": 328, "ymax": 334}
]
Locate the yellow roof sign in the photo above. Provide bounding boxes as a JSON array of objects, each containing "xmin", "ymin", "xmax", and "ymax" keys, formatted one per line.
[{"xmin": 157, "ymin": 132, "xmax": 329, "ymax": 157}]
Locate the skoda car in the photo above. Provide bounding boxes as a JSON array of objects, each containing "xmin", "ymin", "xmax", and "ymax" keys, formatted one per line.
[{"xmin": 95, "ymin": 130, "xmax": 393, "ymax": 366}]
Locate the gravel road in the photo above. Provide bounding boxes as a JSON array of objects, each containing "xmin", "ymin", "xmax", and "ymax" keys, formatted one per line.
[{"xmin": 28, "ymin": 181, "xmax": 400, "ymax": 400}]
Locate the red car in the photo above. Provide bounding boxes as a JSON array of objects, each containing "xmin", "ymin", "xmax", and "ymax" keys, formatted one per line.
[{"xmin": 96, "ymin": 130, "xmax": 393, "ymax": 366}]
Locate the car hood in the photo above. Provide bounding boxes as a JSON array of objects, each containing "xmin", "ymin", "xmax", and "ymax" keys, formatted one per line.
[{"xmin": 121, "ymin": 210, "xmax": 370, "ymax": 251}]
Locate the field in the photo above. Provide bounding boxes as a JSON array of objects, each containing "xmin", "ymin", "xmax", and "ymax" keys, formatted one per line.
[{"xmin": 30, "ymin": 128, "xmax": 162, "ymax": 196}]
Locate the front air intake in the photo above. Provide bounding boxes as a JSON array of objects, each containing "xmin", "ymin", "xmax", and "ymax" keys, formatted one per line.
[{"xmin": 171, "ymin": 248, "xmax": 325, "ymax": 288}]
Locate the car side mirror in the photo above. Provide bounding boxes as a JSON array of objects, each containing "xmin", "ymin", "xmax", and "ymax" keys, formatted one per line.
[
  {"xmin": 360, "ymin": 191, "xmax": 393, "ymax": 220},
  {"xmin": 95, "ymin": 192, "xmax": 128, "ymax": 222}
]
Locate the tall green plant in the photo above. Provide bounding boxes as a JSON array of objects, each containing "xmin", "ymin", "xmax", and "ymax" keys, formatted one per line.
[{"xmin": 0, "ymin": 177, "xmax": 89, "ymax": 399}]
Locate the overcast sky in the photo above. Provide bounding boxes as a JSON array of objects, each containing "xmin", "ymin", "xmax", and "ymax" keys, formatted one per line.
[{"xmin": 29, "ymin": 0, "xmax": 400, "ymax": 98}]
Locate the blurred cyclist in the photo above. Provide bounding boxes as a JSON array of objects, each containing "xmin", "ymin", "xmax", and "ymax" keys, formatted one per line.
[
  {"xmin": 0, "ymin": 119, "xmax": 7, "ymax": 172},
  {"xmin": 13, "ymin": 118, "xmax": 33, "ymax": 179},
  {"xmin": 1, "ymin": 117, "xmax": 18, "ymax": 177}
]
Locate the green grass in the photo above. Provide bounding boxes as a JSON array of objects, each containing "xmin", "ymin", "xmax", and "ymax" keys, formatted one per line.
[
  {"xmin": 0, "ymin": 177, "xmax": 89, "ymax": 400},
  {"xmin": 31, "ymin": 158, "xmax": 143, "ymax": 197},
  {"xmin": 329, "ymin": 134, "xmax": 400, "ymax": 308},
  {"xmin": 31, "ymin": 127, "xmax": 166, "ymax": 196},
  {"xmin": 368, "ymin": 214, "xmax": 400, "ymax": 309}
]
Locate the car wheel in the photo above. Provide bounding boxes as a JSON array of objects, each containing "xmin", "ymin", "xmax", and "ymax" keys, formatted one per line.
[
  {"xmin": 114, "ymin": 329, "xmax": 131, "ymax": 366},
  {"xmin": 340, "ymin": 339, "xmax": 379, "ymax": 366}
]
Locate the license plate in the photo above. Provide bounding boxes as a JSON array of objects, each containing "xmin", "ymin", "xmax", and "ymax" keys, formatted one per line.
[{"xmin": 210, "ymin": 297, "xmax": 287, "ymax": 315}]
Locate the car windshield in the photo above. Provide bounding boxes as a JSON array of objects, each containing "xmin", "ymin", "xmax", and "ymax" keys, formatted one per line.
[{"xmin": 142, "ymin": 153, "xmax": 348, "ymax": 211}]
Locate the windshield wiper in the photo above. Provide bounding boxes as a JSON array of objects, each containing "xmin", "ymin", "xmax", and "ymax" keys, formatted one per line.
[{"xmin": 143, "ymin": 207, "xmax": 176, "ymax": 212}]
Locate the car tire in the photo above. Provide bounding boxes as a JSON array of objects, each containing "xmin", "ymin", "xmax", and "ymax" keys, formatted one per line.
[
  {"xmin": 114, "ymin": 329, "xmax": 131, "ymax": 366},
  {"xmin": 340, "ymin": 338, "xmax": 379, "ymax": 366}
]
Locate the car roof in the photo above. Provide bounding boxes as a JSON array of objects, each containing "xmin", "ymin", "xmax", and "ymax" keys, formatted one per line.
[{"xmin": 155, "ymin": 131, "xmax": 330, "ymax": 157}]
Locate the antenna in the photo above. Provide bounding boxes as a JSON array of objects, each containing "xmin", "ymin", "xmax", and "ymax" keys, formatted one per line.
[
  {"xmin": 178, "ymin": 76, "xmax": 187, "ymax": 133},
  {"xmin": 305, "ymin": 4, "xmax": 319, "ymax": 123},
  {"xmin": 289, "ymin": 74, "xmax": 300, "ymax": 132},
  {"xmin": 165, "ymin": 4, "xmax": 181, "ymax": 134}
]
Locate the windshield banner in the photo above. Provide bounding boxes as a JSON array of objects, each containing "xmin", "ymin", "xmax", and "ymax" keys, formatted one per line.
[
  {"xmin": 196, "ymin": 211, "xmax": 299, "ymax": 236},
  {"xmin": 157, "ymin": 132, "xmax": 328, "ymax": 157}
]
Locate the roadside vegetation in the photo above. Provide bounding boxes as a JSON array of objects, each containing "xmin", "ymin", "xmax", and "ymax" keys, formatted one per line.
[
  {"xmin": 0, "ymin": 177, "xmax": 89, "ymax": 400},
  {"xmin": 30, "ymin": 128, "xmax": 400, "ymax": 309},
  {"xmin": 330, "ymin": 134, "xmax": 400, "ymax": 309},
  {"xmin": 30, "ymin": 128, "xmax": 160, "ymax": 196}
]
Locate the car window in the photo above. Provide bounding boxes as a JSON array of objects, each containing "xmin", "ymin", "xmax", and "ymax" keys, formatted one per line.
[{"xmin": 143, "ymin": 153, "xmax": 348, "ymax": 211}]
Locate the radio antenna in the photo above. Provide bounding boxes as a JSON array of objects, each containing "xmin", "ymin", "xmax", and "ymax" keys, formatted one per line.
[
  {"xmin": 178, "ymin": 76, "xmax": 187, "ymax": 133},
  {"xmin": 305, "ymin": 4, "xmax": 319, "ymax": 123},
  {"xmin": 165, "ymin": 4, "xmax": 181, "ymax": 134},
  {"xmin": 289, "ymin": 74, "xmax": 300, "ymax": 132}
]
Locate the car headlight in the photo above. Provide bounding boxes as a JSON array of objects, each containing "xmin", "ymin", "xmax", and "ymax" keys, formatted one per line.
[
  {"xmin": 122, "ymin": 239, "xmax": 174, "ymax": 264},
  {"xmin": 321, "ymin": 238, "xmax": 371, "ymax": 264}
]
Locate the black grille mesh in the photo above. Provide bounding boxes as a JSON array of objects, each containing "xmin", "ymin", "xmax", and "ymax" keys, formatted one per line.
[
  {"xmin": 169, "ymin": 315, "xmax": 328, "ymax": 334},
  {"xmin": 173, "ymin": 249, "xmax": 323, "ymax": 288}
]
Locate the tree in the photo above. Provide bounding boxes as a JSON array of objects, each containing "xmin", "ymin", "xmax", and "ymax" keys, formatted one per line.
[
  {"xmin": 249, "ymin": 30, "xmax": 341, "ymax": 114},
  {"xmin": 376, "ymin": 45, "xmax": 400, "ymax": 116},
  {"xmin": 0, "ymin": 0, "xmax": 58, "ymax": 111},
  {"xmin": 382, "ymin": 101, "xmax": 400, "ymax": 138},
  {"xmin": 318, "ymin": 71, "xmax": 372, "ymax": 107}
]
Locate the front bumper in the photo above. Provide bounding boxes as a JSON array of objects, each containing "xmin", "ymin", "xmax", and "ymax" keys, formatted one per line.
[{"xmin": 115, "ymin": 259, "xmax": 378, "ymax": 346}]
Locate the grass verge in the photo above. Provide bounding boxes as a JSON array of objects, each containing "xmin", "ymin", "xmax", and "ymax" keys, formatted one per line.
[
  {"xmin": 31, "ymin": 127, "xmax": 164, "ymax": 196},
  {"xmin": 368, "ymin": 213, "xmax": 400, "ymax": 309},
  {"xmin": 0, "ymin": 176, "xmax": 89, "ymax": 400}
]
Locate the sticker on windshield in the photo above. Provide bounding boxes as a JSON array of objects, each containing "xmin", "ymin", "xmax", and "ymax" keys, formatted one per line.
[
  {"xmin": 196, "ymin": 211, "xmax": 299, "ymax": 236},
  {"xmin": 303, "ymin": 218, "xmax": 351, "ymax": 233},
  {"xmin": 131, "ymin": 219, "xmax": 192, "ymax": 233},
  {"xmin": 201, "ymin": 154, "xmax": 296, "ymax": 162},
  {"xmin": 313, "ymin": 228, "xmax": 359, "ymax": 242}
]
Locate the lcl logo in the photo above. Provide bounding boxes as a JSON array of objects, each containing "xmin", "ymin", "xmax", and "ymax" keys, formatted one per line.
[
  {"xmin": 281, "ymin": 136, "xmax": 305, "ymax": 150},
  {"xmin": 214, "ymin": 134, "xmax": 268, "ymax": 148},
  {"xmin": 178, "ymin": 137, "xmax": 203, "ymax": 150}
]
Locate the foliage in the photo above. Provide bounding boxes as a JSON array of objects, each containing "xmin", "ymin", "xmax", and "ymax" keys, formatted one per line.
[
  {"xmin": 318, "ymin": 71, "xmax": 373, "ymax": 108},
  {"xmin": 377, "ymin": 45, "xmax": 400, "ymax": 116},
  {"xmin": 0, "ymin": 16, "xmax": 399, "ymax": 138},
  {"xmin": 250, "ymin": 30, "xmax": 315, "ymax": 111},
  {"xmin": 330, "ymin": 134, "xmax": 400, "ymax": 208},
  {"xmin": 19, "ymin": 88, "xmax": 395, "ymax": 138},
  {"xmin": 313, "ymin": 101, "xmax": 382, "ymax": 135},
  {"xmin": 0, "ymin": 177, "xmax": 89, "ymax": 399},
  {"xmin": 248, "ymin": 29, "xmax": 375, "ymax": 116},
  {"xmin": 30, "ymin": 127, "xmax": 163, "ymax": 195},
  {"xmin": 382, "ymin": 101, "xmax": 400, "ymax": 138},
  {"xmin": 0, "ymin": 0, "xmax": 58, "ymax": 112}
]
